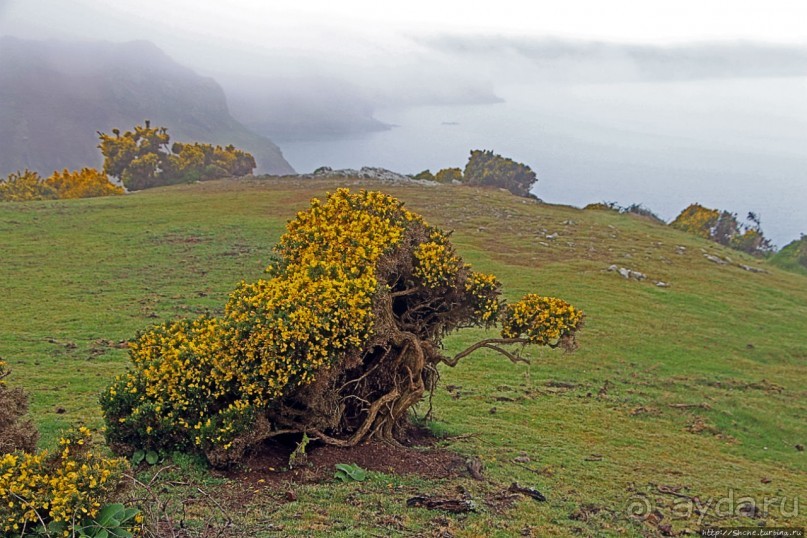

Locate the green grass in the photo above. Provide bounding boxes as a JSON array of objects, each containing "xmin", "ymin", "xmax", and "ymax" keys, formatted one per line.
[{"xmin": 1, "ymin": 177, "xmax": 805, "ymax": 536}]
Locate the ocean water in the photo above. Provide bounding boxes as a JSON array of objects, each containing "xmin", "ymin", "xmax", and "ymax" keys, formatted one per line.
[{"xmin": 279, "ymin": 77, "xmax": 807, "ymax": 247}]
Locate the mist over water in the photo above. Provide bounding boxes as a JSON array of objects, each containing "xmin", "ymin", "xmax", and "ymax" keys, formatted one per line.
[
  {"xmin": 2, "ymin": 2, "xmax": 806, "ymax": 245},
  {"xmin": 281, "ymin": 76, "xmax": 807, "ymax": 246}
]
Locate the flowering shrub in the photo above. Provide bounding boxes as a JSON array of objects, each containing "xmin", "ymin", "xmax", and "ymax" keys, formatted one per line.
[
  {"xmin": 671, "ymin": 203, "xmax": 774, "ymax": 256},
  {"xmin": 0, "ymin": 168, "xmax": 123, "ymax": 202},
  {"xmin": 0, "ymin": 170, "xmax": 57, "ymax": 201},
  {"xmin": 98, "ymin": 122, "xmax": 256, "ymax": 190},
  {"xmin": 0, "ymin": 427, "xmax": 129, "ymax": 536},
  {"xmin": 102, "ymin": 188, "xmax": 583, "ymax": 465},
  {"xmin": 501, "ymin": 295, "xmax": 584, "ymax": 349},
  {"xmin": 43, "ymin": 168, "xmax": 124, "ymax": 199}
]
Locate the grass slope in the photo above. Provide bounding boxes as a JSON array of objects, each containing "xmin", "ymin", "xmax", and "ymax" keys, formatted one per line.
[{"xmin": 1, "ymin": 178, "xmax": 805, "ymax": 536}]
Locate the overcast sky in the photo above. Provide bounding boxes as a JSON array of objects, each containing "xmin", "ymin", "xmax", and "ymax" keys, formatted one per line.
[
  {"xmin": 2, "ymin": 0, "xmax": 805, "ymax": 86},
  {"xmin": 3, "ymin": 0, "xmax": 807, "ymax": 50}
]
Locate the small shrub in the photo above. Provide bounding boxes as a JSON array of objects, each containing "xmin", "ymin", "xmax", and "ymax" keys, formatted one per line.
[
  {"xmin": 411, "ymin": 170, "xmax": 435, "ymax": 181},
  {"xmin": 501, "ymin": 295, "xmax": 584, "ymax": 350},
  {"xmin": 434, "ymin": 167, "xmax": 463, "ymax": 183},
  {"xmin": 584, "ymin": 201, "xmax": 663, "ymax": 223},
  {"xmin": 583, "ymin": 201, "xmax": 619, "ymax": 212},
  {"xmin": 622, "ymin": 203, "xmax": 664, "ymax": 224},
  {"xmin": 0, "ymin": 427, "xmax": 130, "ymax": 536},
  {"xmin": 0, "ymin": 358, "xmax": 39, "ymax": 454}
]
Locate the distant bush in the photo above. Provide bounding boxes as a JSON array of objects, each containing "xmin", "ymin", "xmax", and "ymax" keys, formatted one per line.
[
  {"xmin": 434, "ymin": 167, "xmax": 463, "ymax": 183},
  {"xmin": 583, "ymin": 201, "xmax": 664, "ymax": 223},
  {"xmin": 770, "ymin": 235, "xmax": 807, "ymax": 275},
  {"xmin": 0, "ymin": 170, "xmax": 56, "ymax": 201},
  {"xmin": 583, "ymin": 202, "xmax": 619, "ymax": 212},
  {"xmin": 671, "ymin": 204, "xmax": 720, "ymax": 240},
  {"xmin": 671, "ymin": 203, "xmax": 774, "ymax": 256},
  {"xmin": 0, "ymin": 168, "xmax": 123, "ymax": 202},
  {"xmin": 0, "ymin": 359, "xmax": 39, "ymax": 454},
  {"xmin": 44, "ymin": 168, "xmax": 124, "ymax": 199},
  {"xmin": 622, "ymin": 203, "xmax": 665, "ymax": 224},
  {"xmin": 98, "ymin": 121, "xmax": 256, "ymax": 190},
  {"xmin": 411, "ymin": 170, "xmax": 435, "ymax": 181},
  {"xmin": 101, "ymin": 188, "xmax": 583, "ymax": 467},
  {"xmin": 463, "ymin": 149, "xmax": 537, "ymax": 197}
]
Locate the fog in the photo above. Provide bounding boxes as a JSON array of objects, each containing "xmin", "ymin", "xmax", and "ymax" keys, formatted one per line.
[{"xmin": 1, "ymin": 0, "xmax": 806, "ymax": 243}]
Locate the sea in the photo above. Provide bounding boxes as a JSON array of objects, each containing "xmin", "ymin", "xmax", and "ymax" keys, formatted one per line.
[{"xmin": 279, "ymin": 77, "xmax": 807, "ymax": 247}]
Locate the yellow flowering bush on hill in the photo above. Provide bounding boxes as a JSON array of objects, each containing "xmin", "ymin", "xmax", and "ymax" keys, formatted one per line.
[
  {"xmin": 98, "ymin": 122, "xmax": 256, "ymax": 190},
  {"xmin": 101, "ymin": 189, "xmax": 584, "ymax": 466},
  {"xmin": 43, "ymin": 168, "xmax": 124, "ymax": 199},
  {"xmin": 0, "ymin": 168, "xmax": 123, "ymax": 202},
  {"xmin": 671, "ymin": 203, "xmax": 774, "ymax": 256}
]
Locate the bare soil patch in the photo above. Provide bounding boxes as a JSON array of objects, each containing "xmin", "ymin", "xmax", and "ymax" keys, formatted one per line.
[{"xmin": 216, "ymin": 429, "xmax": 465, "ymax": 488}]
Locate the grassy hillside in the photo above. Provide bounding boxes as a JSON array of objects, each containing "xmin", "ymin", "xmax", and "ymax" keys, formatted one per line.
[{"xmin": 1, "ymin": 178, "xmax": 805, "ymax": 536}]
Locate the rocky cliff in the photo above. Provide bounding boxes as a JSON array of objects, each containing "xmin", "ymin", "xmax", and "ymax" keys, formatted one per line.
[{"xmin": 0, "ymin": 37, "xmax": 294, "ymax": 176}]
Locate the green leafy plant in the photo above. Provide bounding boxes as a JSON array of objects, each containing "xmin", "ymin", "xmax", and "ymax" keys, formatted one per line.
[
  {"xmin": 334, "ymin": 463, "xmax": 367, "ymax": 482},
  {"xmin": 77, "ymin": 503, "xmax": 141, "ymax": 538},
  {"xmin": 131, "ymin": 449, "xmax": 160, "ymax": 466}
]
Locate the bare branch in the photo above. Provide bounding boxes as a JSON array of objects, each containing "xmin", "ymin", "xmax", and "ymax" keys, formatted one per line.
[
  {"xmin": 442, "ymin": 338, "xmax": 531, "ymax": 367},
  {"xmin": 390, "ymin": 287, "xmax": 420, "ymax": 298}
]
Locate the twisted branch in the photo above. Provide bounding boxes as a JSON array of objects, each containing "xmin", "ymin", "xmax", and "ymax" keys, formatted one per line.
[{"xmin": 442, "ymin": 338, "xmax": 531, "ymax": 367}]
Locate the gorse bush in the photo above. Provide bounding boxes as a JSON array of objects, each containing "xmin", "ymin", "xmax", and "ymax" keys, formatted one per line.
[
  {"xmin": 0, "ymin": 170, "xmax": 56, "ymax": 202},
  {"xmin": 101, "ymin": 189, "xmax": 583, "ymax": 466},
  {"xmin": 583, "ymin": 201, "xmax": 619, "ymax": 212},
  {"xmin": 501, "ymin": 295, "xmax": 584, "ymax": 347},
  {"xmin": 40, "ymin": 168, "xmax": 124, "ymax": 200},
  {"xmin": 98, "ymin": 121, "xmax": 256, "ymax": 190},
  {"xmin": 0, "ymin": 359, "xmax": 39, "ymax": 455},
  {"xmin": 0, "ymin": 169, "xmax": 122, "ymax": 202},
  {"xmin": 463, "ymin": 149, "xmax": 537, "ymax": 197},
  {"xmin": 0, "ymin": 427, "xmax": 129, "ymax": 537},
  {"xmin": 434, "ymin": 167, "xmax": 463, "ymax": 184},
  {"xmin": 671, "ymin": 203, "xmax": 774, "ymax": 256},
  {"xmin": 583, "ymin": 201, "xmax": 663, "ymax": 223}
]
